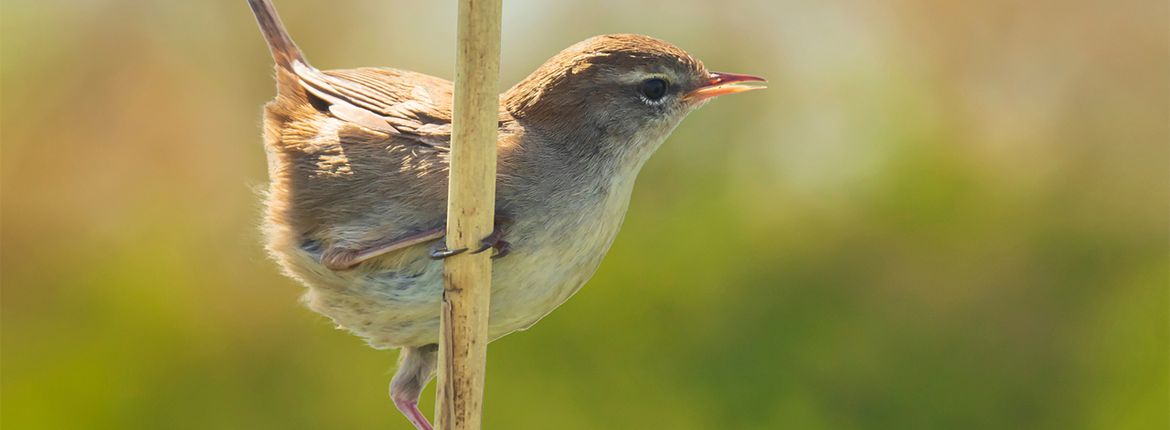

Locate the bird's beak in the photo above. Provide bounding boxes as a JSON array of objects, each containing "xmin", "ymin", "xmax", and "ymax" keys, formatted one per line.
[{"xmin": 684, "ymin": 71, "xmax": 767, "ymax": 103}]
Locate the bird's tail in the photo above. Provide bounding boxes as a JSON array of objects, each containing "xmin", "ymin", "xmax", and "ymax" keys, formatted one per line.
[{"xmin": 247, "ymin": 0, "xmax": 305, "ymax": 70}]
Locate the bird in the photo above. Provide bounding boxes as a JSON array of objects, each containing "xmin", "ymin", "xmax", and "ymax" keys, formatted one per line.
[{"xmin": 247, "ymin": 0, "xmax": 765, "ymax": 428}]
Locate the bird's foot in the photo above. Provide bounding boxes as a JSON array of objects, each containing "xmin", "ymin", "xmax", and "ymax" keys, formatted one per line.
[{"xmin": 429, "ymin": 216, "xmax": 512, "ymax": 260}]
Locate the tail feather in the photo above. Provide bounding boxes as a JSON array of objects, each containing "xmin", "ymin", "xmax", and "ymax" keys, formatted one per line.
[{"xmin": 248, "ymin": 0, "xmax": 305, "ymax": 70}]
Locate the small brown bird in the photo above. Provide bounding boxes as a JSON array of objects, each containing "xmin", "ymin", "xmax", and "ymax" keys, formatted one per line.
[{"xmin": 248, "ymin": 0, "xmax": 764, "ymax": 428}]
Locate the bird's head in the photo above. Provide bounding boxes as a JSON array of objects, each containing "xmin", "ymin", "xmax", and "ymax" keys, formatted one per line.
[{"xmin": 503, "ymin": 34, "xmax": 765, "ymax": 163}]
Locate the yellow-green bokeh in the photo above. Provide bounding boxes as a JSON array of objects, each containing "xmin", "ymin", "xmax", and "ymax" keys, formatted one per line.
[{"xmin": 2, "ymin": 0, "xmax": 1166, "ymax": 429}]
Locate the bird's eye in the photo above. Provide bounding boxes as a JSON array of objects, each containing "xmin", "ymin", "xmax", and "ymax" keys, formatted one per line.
[{"xmin": 639, "ymin": 78, "xmax": 668, "ymax": 102}]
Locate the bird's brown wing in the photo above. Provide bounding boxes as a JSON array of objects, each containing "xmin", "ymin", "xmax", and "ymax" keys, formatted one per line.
[
  {"xmin": 250, "ymin": 0, "xmax": 460, "ymax": 270},
  {"xmin": 268, "ymin": 64, "xmax": 460, "ymax": 270},
  {"xmin": 296, "ymin": 63, "xmax": 455, "ymax": 148}
]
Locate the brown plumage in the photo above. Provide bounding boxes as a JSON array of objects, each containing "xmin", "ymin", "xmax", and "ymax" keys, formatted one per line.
[{"xmin": 247, "ymin": 1, "xmax": 765, "ymax": 429}]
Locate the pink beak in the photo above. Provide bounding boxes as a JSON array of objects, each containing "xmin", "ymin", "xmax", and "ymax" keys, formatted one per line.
[{"xmin": 684, "ymin": 71, "xmax": 767, "ymax": 103}]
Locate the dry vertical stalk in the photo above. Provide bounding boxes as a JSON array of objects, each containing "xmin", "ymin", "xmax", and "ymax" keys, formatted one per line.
[{"xmin": 436, "ymin": 0, "xmax": 502, "ymax": 429}]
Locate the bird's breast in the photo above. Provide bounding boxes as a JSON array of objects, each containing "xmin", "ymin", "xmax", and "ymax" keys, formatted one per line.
[{"xmin": 484, "ymin": 172, "xmax": 638, "ymax": 337}]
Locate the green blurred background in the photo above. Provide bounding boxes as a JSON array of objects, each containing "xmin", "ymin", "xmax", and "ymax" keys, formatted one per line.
[{"xmin": 2, "ymin": 0, "xmax": 1167, "ymax": 428}]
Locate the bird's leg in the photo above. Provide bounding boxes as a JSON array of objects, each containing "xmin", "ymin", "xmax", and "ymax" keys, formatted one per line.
[
  {"xmin": 390, "ymin": 345, "xmax": 438, "ymax": 430},
  {"xmin": 321, "ymin": 227, "xmax": 446, "ymax": 270},
  {"xmin": 430, "ymin": 215, "xmax": 513, "ymax": 260}
]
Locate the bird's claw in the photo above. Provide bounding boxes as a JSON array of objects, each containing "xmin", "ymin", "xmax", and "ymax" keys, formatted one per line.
[
  {"xmin": 428, "ymin": 245, "xmax": 468, "ymax": 260},
  {"xmin": 471, "ymin": 242, "xmax": 494, "ymax": 254},
  {"xmin": 471, "ymin": 227, "xmax": 503, "ymax": 254}
]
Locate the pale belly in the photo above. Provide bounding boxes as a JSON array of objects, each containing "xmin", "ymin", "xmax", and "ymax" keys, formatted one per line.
[{"xmin": 268, "ymin": 182, "xmax": 633, "ymax": 349}]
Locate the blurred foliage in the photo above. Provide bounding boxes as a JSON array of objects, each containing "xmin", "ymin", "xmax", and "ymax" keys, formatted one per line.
[{"xmin": 2, "ymin": 0, "xmax": 1167, "ymax": 429}]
